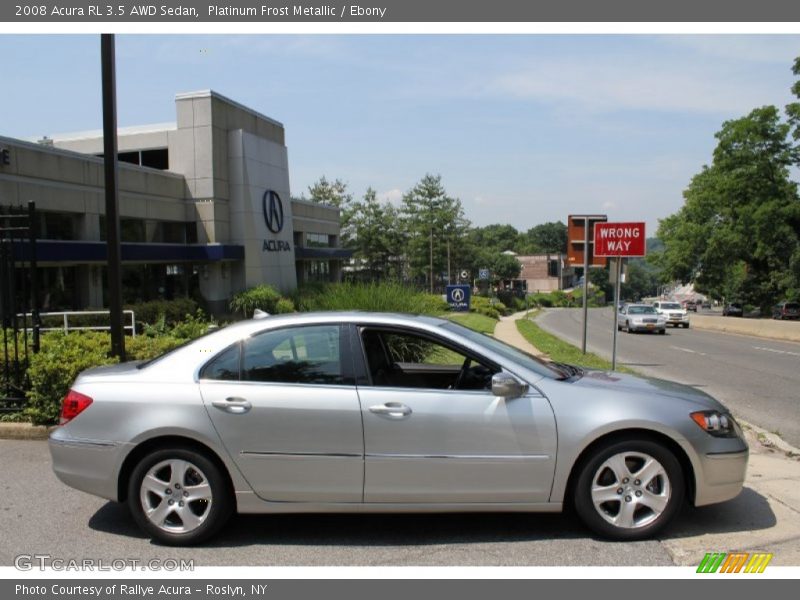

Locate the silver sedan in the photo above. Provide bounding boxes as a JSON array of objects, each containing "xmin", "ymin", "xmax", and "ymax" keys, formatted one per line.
[
  {"xmin": 618, "ymin": 304, "xmax": 667, "ymax": 334},
  {"xmin": 49, "ymin": 311, "xmax": 748, "ymax": 545}
]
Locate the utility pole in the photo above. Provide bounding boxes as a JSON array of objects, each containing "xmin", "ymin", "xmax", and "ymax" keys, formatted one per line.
[
  {"xmin": 101, "ymin": 34, "xmax": 125, "ymax": 360},
  {"xmin": 429, "ymin": 226, "xmax": 434, "ymax": 293}
]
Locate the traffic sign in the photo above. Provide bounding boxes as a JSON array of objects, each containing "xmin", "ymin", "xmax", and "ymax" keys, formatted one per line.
[
  {"xmin": 446, "ymin": 284, "xmax": 471, "ymax": 312},
  {"xmin": 478, "ymin": 268, "xmax": 489, "ymax": 280},
  {"xmin": 594, "ymin": 222, "xmax": 646, "ymax": 257},
  {"xmin": 460, "ymin": 270, "xmax": 469, "ymax": 280}
]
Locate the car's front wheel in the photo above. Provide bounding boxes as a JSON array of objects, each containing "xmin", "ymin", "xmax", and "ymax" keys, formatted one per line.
[
  {"xmin": 573, "ymin": 438, "xmax": 684, "ymax": 540},
  {"xmin": 128, "ymin": 447, "xmax": 232, "ymax": 545}
]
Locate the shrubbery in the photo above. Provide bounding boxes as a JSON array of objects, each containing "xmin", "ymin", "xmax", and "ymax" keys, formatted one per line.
[
  {"xmin": 294, "ymin": 282, "xmax": 448, "ymax": 315},
  {"xmin": 126, "ymin": 298, "xmax": 199, "ymax": 328},
  {"xmin": 229, "ymin": 285, "xmax": 295, "ymax": 317},
  {"xmin": 24, "ymin": 313, "xmax": 211, "ymax": 425}
]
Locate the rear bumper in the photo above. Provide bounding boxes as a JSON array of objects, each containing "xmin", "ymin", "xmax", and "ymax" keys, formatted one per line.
[
  {"xmin": 694, "ymin": 449, "xmax": 749, "ymax": 506},
  {"xmin": 49, "ymin": 429, "xmax": 127, "ymax": 501}
]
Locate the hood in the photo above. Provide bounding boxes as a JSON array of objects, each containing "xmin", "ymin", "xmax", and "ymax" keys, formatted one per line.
[{"xmin": 571, "ymin": 369, "xmax": 727, "ymax": 412}]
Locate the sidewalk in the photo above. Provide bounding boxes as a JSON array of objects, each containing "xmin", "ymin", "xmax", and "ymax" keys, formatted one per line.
[{"xmin": 495, "ymin": 310, "xmax": 800, "ymax": 566}]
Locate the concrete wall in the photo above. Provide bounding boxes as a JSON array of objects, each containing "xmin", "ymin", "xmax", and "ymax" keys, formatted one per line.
[{"xmin": 690, "ymin": 314, "xmax": 800, "ymax": 343}]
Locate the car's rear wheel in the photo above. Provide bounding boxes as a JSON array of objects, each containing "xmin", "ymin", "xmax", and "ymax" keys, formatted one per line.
[
  {"xmin": 573, "ymin": 439, "xmax": 684, "ymax": 540},
  {"xmin": 128, "ymin": 447, "xmax": 232, "ymax": 545}
]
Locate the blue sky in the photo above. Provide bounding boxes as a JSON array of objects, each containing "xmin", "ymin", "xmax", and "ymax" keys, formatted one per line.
[{"xmin": 3, "ymin": 34, "xmax": 800, "ymax": 234}]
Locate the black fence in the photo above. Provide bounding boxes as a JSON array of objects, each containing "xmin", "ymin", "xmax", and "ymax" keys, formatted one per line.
[{"xmin": 0, "ymin": 202, "xmax": 40, "ymax": 413}]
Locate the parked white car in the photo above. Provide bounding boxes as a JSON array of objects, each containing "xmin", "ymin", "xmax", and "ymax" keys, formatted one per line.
[{"xmin": 652, "ymin": 301, "xmax": 690, "ymax": 328}]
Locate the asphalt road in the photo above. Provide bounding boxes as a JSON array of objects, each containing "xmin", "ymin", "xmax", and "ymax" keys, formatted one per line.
[
  {"xmin": 536, "ymin": 308, "xmax": 800, "ymax": 448},
  {"xmin": 0, "ymin": 438, "xmax": 776, "ymax": 568}
]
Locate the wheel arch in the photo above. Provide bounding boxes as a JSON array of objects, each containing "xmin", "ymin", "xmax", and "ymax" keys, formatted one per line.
[
  {"xmin": 117, "ymin": 435, "xmax": 236, "ymax": 506},
  {"xmin": 562, "ymin": 428, "xmax": 696, "ymax": 510}
]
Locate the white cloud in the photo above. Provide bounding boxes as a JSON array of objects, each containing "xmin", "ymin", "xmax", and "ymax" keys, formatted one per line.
[
  {"xmin": 490, "ymin": 55, "xmax": 779, "ymax": 115},
  {"xmin": 659, "ymin": 35, "xmax": 800, "ymax": 65},
  {"xmin": 379, "ymin": 188, "xmax": 403, "ymax": 205}
]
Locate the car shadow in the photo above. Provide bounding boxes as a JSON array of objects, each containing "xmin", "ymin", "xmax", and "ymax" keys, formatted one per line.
[
  {"xmin": 88, "ymin": 502, "xmax": 589, "ymax": 546},
  {"xmin": 87, "ymin": 487, "xmax": 775, "ymax": 547},
  {"xmin": 661, "ymin": 487, "xmax": 776, "ymax": 539}
]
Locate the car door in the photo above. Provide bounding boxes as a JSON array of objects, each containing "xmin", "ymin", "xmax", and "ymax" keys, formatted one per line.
[
  {"xmin": 198, "ymin": 323, "xmax": 364, "ymax": 502},
  {"xmin": 354, "ymin": 325, "xmax": 557, "ymax": 504}
]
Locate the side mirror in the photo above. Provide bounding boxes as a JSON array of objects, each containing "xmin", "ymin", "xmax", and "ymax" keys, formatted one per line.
[{"xmin": 491, "ymin": 372, "xmax": 529, "ymax": 399}]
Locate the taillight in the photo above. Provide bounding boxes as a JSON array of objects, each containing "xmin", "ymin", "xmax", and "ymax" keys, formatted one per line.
[{"xmin": 59, "ymin": 390, "xmax": 93, "ymax": 425}]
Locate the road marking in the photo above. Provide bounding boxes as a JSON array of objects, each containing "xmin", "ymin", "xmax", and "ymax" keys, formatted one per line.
[
  {"xmin": 753, "ymin": 346, "xmax": 800, "ymax": 357},
  {"xmin": 669, "ymin": 345, "xmax": 707, "ymax": 356}
]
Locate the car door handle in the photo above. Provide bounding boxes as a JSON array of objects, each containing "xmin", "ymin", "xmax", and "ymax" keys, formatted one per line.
[
  {"xmin": 211, "ymin": 397, "xmax": 252, "ymax": 414},
  {"xmin": 369, "ymin": 402, "xmax": 412, "ymax": 418}
]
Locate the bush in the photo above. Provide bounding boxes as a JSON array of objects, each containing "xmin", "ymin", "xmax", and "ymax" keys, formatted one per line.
[
  {"xmin": 229, "ymin": 285, "xmax": 285, "ymax": 317},
  {"xmin": 25, "ymin": 331, "xmax": 118, "ymax": 425},
  {"xmin": 274, "ymin": 298, "xmax": 296, "ymax": 314},
  {"xmin": 126, "ymin": 298, "xmax": 198, "ymax": 328},
  {"xmin": 126, "ymin": 334, "xmax": 186, "ymax": 361},
  {"xmin": 295, "ymin": 282, "xmax": 448, "ymax": 315}
]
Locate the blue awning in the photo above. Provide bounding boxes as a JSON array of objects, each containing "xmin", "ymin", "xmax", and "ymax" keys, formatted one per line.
[{"xmin": 12, "ymin": 240, "xmax": 245, "ymax": 263}]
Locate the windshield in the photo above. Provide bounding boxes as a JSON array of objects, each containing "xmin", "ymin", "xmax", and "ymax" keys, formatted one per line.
[
  {"xmin": 440, "ymin": 321, "xmax": 566, "ymax": 380},
  {"xmin": 660, "ymin": 303, "xmax": 681, "ymax": 310},
  {"xmin": 628, "ymin": 306, "xmax": 657, "ymax": 314}
]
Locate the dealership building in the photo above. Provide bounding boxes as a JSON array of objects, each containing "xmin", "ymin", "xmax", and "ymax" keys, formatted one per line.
[{"xmin": 0, "ymin": 90, "xmax": 350, "ymax": 314}]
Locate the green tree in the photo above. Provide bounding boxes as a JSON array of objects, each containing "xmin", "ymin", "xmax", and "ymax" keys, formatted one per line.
[
  {"xmin": 487, "ymin": 253, "xmax": 522, "ymax": 281},
  {"xmin": 655, "ymin": 105, "xmax": 800, "ymax": 310},
  {"xmin": 519, "ymin": 221, "xmax": 568, "ymax": 254},
  {"xmin": 349, "ymin": 188, "xmax": 404, "ymax": 280},
  {"xmin": 400, "ymin": 174, "xmax": 470, "ymax": 291},
  {"xmin": 308, "ymin": 176, "xmax": 356, "ymax": 245}
]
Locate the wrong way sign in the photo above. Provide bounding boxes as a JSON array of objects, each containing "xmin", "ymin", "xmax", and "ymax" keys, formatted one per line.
[{"xmin": 594, "ymin": 222, "xmax": 646, "ymax": 257}]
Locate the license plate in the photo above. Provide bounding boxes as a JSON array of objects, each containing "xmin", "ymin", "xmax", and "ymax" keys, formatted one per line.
[{"xmin": 646, "ymin": 324, "xmax": 654, "ymax": 329}]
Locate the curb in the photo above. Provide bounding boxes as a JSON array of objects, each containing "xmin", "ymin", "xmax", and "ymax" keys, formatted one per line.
[{"xmin": 0, "ymin": 422, "xmax": 55, "ymax": 441}]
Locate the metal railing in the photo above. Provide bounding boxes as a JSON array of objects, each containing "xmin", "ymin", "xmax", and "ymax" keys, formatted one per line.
[{"xmin": 16, "ymin": 310, "xmax": 136, "ymax": 337}]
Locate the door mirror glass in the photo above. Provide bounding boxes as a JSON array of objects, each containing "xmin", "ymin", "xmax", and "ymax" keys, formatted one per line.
[{"xmin": 491, "ymin": 373, "xmax": 528, "ymax": 398}]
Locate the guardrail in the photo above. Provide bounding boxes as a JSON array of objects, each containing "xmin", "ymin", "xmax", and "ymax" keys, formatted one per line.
[{"xmin": 16, "ymin": 310, "xmax": 136, "ymax": 337}]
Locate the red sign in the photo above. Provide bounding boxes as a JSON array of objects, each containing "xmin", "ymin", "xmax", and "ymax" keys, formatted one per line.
[{"xmin": 594, "ymin": 222, "xmax": 646, "ymax": 257}]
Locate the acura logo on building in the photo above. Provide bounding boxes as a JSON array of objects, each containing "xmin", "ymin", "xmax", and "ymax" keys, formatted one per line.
[{"xmin": 262, "ymin": 190, "xmax": 284, "ymax": 234}]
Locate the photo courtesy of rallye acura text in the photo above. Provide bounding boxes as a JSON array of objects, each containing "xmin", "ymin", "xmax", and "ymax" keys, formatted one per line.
[{"xmin": 49, "ymin": 312, "xmax": 748, "ymax": 545}]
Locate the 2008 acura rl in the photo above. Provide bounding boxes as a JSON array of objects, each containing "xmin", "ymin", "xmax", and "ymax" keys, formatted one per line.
[{"xmin": 49, "ymin": 312, "xmax": 748, "ymax": 545}]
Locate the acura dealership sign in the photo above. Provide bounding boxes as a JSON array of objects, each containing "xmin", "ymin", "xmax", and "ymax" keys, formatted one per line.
[
  {"xmin": 263, "ymin": 189, "xmax": 285, "ymax": 233},
  {"xmin": 262, "ymin": 189, "xmax": 291, "ymax": 252}
]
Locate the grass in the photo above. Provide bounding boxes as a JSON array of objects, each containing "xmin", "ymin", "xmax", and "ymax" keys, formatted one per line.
[
  {"xmin": 516, "ymin": 316, "xmax": 637, "ymax": 374},
  {"xmin": 444, "ymin": 312, "xmax": 498, "ymax": 335}
]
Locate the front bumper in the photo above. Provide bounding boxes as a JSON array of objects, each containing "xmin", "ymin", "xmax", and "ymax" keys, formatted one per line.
[
  {"xmin": 694, "ymin": 448, "xmax": 749, "ymax": 506},
  {"xmin": 630, "ymin": 322, "xmax": 665, "ymax": 332}
]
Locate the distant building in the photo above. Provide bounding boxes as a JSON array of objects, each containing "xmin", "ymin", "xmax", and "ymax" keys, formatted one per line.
[
  {"xmin": 0, "ymin": 90, "xmax": 351, "ymax": 314},
  {"xmin": 517, "ymin": 253, "xmax": 573, "ymax": 293}
]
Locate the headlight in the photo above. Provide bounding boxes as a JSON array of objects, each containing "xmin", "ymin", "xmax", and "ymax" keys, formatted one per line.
[{"xmin": 690, "ymin": 411, "xmax": 739, "ymax": 438}]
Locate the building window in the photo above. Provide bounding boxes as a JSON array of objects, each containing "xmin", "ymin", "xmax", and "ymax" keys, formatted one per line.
[
  {"xmin": 306, "ymin": 233, "xmax": 331, "ymax": 248},
  {"xmin": 38, "ymin": 212, "xmax": 78, "ymax": 240},
  {"xmin": 308, "ymin": 260, "xmax": 330, "ymax": 282},
  {"xmin": 96, "ymin": 148, "xmax": 169, "ymax": 170},
  {"xmin": 99, "ymin": 217, "xmax": 146, "ymax": 242}
]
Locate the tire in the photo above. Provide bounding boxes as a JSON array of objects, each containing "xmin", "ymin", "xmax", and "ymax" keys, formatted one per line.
[
  {"xmin": 573, "ymin": 438, "xmax": 684, "ymax": 541},
  {"xmin": 128, "ymin": 447, "xmax": 233, "ymax": 545},
  {"xmin": 658, "ymin": 329, "xmax": 666, "ymax": 335},
  {"xmin": 626, "ymin": 321, "xmax": 633, "ymax": 334}
]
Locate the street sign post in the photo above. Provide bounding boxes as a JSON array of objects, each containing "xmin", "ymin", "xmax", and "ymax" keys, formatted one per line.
[
  {"xmin": 568, "ymin": 215, "xmax": 607, "ymax": 354},
  {"xmin": 594, "ymin": 222, "xmax": 646, "ymax": 370}
]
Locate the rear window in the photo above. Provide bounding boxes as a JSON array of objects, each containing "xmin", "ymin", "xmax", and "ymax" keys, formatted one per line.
[
  {"xmin": 785, "ymin": 303, "xmax": 799, "ymax": 310},
  {"xmin": 660, "ymin": 303, "xmax": 681, "ymax": 310}
]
